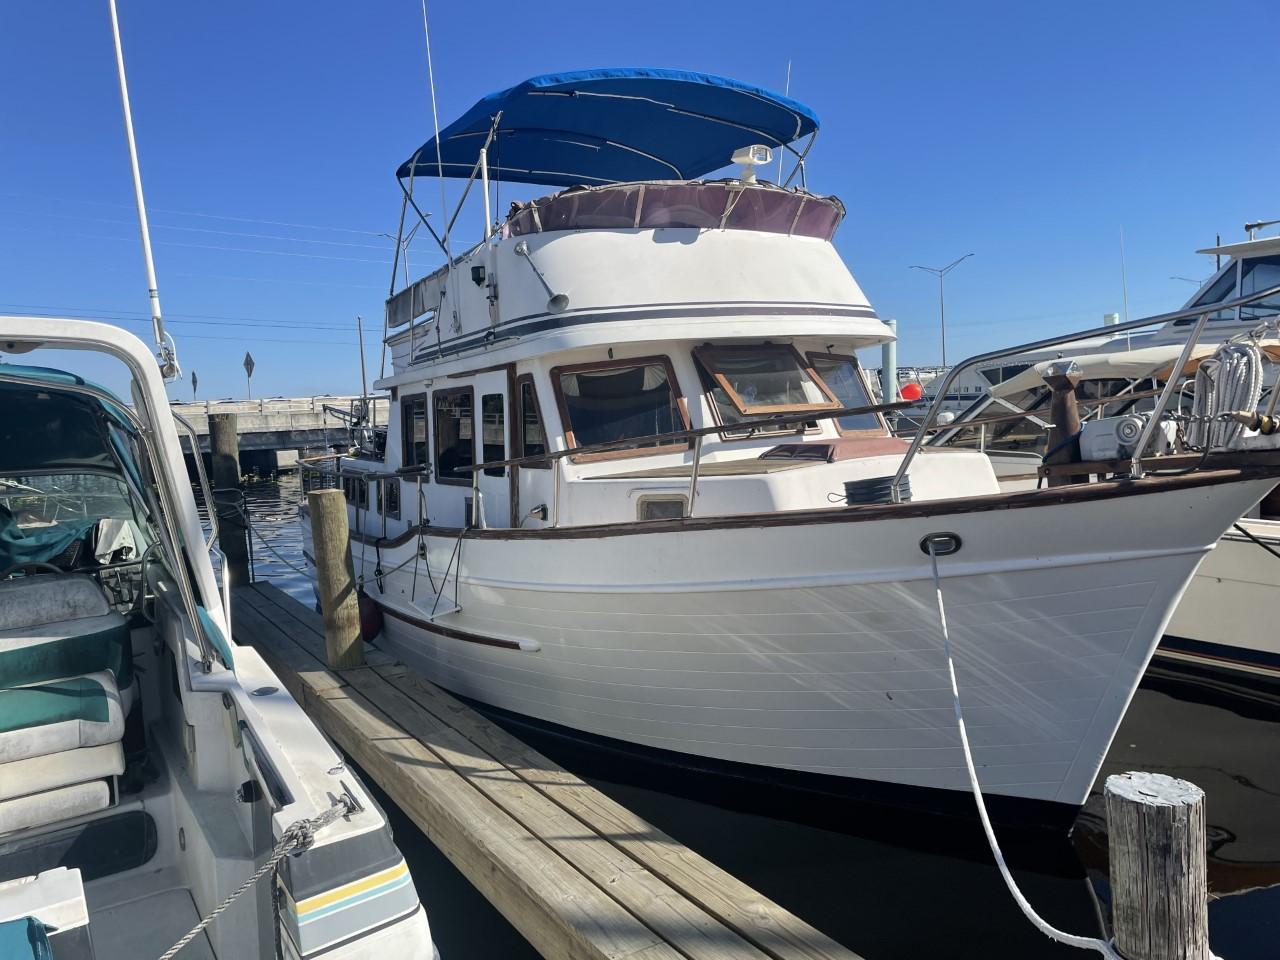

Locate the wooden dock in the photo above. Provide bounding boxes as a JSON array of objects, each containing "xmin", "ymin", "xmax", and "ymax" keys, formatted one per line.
[{"xmin": 233, "ymin": 582, "xmax": 863, "ymax": 960}]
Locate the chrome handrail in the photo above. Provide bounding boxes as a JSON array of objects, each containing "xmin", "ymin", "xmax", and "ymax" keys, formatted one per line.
[{"xmin": 889, "ymin": 281, "xmax": 1280, "ymax": 501}]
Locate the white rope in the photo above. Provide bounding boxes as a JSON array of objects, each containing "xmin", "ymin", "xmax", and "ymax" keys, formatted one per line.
[
  {"xmin": 1189, "ymin": 342, "xmax": 1262, "ymax": 449},
  {"xmin": 156, "ymin": 797, "xmax": 352, "ymax": 960},
  {"xmin": 925, "ymin": 543, "xmax": 1122, "ymax": 959}
]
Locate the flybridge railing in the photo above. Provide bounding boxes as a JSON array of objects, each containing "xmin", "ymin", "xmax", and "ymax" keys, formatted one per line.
[{"xmin": 890, "ymin": 281, "xmax": 1280, "ymax": 500}]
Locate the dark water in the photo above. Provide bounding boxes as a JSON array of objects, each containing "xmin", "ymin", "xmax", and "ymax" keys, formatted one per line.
[{"xmin": 242, "ymin": 475, "xmax": 1280, "ymax": 960}]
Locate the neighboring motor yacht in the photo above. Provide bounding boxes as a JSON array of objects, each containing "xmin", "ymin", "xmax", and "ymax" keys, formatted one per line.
[{"xmin": 303, "ymin": 68, "xmax": 1280, "ymax": 827}]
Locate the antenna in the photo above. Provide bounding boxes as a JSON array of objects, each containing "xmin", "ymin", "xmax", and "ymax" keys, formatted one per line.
[
  {"xmin": 107, "ymin": 0, "xmax": 178, "ymax": 380},
  {"xmin": 1119, "ymin": 226, "xmax": 1130, "ymax": 323}
]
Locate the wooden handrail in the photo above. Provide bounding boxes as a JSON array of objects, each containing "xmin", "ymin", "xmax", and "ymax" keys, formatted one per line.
[{"xmin": 459, "ymin": 399, "xmax": 915, "ymax": 473}]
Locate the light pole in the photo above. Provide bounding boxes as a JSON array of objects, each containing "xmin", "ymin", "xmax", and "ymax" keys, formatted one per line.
[{"xmin": 910, "ymin": 253, "xmax": 974, "ymax": 368}]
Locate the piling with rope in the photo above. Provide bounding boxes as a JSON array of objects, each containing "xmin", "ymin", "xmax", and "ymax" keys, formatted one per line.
[
  {"xmin": 210, "ymin": 413, "xmax": 251, "ymax": 586},
  {"xmin": 1105, "ymin": 772, "xmax": 1209, "ymax": 960},
  {"xmin": 308, "ymin": 488, "xmax": 365, "ymax": 670}
]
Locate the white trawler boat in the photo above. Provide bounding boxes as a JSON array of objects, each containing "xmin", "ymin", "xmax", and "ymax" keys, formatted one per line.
[
  {"xmin": 933, "ymin": 232, "xmax": 1280, "ymax": 684},
  {"xmin": 0, "ymin": 321, "xmax": 434, "ymax": 958},
  {"xmin": 303, "ymin": 68, "xmax": 1280, "ymax": 826}
]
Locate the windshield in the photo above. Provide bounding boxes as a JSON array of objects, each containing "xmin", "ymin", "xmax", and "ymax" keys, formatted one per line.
[{"xmin": 0, "ymin": 473, "xmax": 152, "ymax": 573}]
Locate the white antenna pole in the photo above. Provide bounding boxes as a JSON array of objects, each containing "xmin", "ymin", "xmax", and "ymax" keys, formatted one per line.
[
  {"xmin": 777, "ymin": 60, "xmax": 791, "ymax": 183},
  {"xmin": 419, "ymin": 0, "xmax": 460, "ymax": 331},
  {"xmin": 480, "ymin": 145, "xmax": 492, "ymax": 239},
  {"xmin": 1119, "ymin": 225, "xmax": 1130, "ymax": 324},
  {"xmin": 107, "ymin": 0, "xmax": 177, "ymax": 379}
]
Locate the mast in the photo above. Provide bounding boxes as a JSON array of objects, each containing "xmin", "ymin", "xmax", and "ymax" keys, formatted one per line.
[{"xmin": 107, "ymin": 0, "xmax": 178, "ymax": 380}]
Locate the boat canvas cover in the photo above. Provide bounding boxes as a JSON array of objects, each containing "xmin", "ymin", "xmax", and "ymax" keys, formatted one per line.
[{"xmin": 397, "ymin": 68, "xmax": 820, "ymax": 187}]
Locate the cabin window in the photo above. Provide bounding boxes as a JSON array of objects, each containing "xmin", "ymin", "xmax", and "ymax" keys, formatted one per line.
[
  {"xmin": 342, "ymin": 476, "xmax": 368, "ymax": 508},
  {"xmin": 481, "ymin": 393, "xmax": 505, "ymax": 477},
  {"xmin": 807, "ymin": 353, "xmax": 884, "ymax": 434},
  {"xmin": 516, "ymin": 375, "xmax": 549, "ymax": 468},
  {"xmin": 637, "ymin": 495, "xmax": 687, "ymax": 521},
  {"xmin": 552, "ymin": 356, "xmax": 689, "ymax": 459},
  {"xmin": 401, "ymin": 396, "xmax": 428, "ymax": 467},
  {"xmin": 377, "ymin": 478, "xmax": 400, "ymax": 519},
  {"xmin": 694, "ymin": 345, "xmax": 837, "ymax": 417},
  {"xmin": 1174, "ymin": 264, "xmax": 1239, "ymax": 324},
  {"xmin": 1240, "ymin": 256, "xmax": 1280, "ymax": 322},
  {"xmin": 433, "ymin": 387, "xmax": 474, "ymax": 485}
]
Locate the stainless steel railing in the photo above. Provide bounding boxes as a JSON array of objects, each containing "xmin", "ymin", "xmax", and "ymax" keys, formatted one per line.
[{"xmin": 889, "ymin": 281, "xmax": 1280, "ymax": 501}]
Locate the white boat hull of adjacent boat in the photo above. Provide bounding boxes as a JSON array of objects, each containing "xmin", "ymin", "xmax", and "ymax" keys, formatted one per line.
[
  {"xmin": 1161, "ymin": 518, "xmax": 1280, "ymax": 680},
  {"xmin": 311, "ymin": 475, "xmax": 1274, "ymax": 811}
]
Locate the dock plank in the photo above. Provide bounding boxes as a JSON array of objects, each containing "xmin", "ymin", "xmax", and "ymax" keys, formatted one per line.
[
  {"xmin": 373, "ymin": 665, "xmax": 857, "ymax": 960},
  {"xmin": 232, "ymin": 583, "xmax": 862, "ymax": 960}
]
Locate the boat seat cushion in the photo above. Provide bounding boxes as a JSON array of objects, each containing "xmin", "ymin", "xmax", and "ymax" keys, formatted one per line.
[
  {"xmin": 0, "ymin": 614, "xmax": 132, "ymax": 692},
  {"xmin": 0, "ymin": 575, "xmax": 110, "ymax": 631},
  {"xmin": 0, "ymin": 574, "xmax": 132, "ymax": 692},
  {"xmin": 0, "ymin": 743, "xmax": 124, "ymax": 803},
  {"xmin": 0, "ymin": 673, "xmax": 124, "ymax": 765},
  {"xmin": 0, "ymin": 781, "xmax": 112, "ymax": 837}
]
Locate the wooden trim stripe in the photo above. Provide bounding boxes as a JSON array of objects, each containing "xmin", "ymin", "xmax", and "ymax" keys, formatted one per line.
[
  {"xmin": 348, "ymin": 466, "xmax": 1280, "ymax": 546},
  {"xmin": 378, "ymin": 601, "xmax": 523, "ymax": 650}
]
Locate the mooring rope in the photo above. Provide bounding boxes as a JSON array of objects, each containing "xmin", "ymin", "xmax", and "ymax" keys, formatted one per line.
[
  {"xmin": 925, "ymin": 541, "xmax": 1122, "ymax": 959},
  {"xmin": 156, "ymin": 796, "xmax": 352, "ymax": 960}
]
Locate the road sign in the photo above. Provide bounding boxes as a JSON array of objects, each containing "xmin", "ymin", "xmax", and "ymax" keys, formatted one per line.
[{"xmin": 244, "ymin": 352, "xmax": 256, "ymax": 400}]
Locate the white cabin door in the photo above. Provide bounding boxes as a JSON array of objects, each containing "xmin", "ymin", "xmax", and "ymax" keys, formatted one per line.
[{"xmin": 472, "ymin": 369, "xmax": 513, "ymax": 528}]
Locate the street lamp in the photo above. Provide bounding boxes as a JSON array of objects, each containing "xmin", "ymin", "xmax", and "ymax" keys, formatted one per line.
[{"xmin": 910, "ymin": 253, "xmax": 974, "ymax": 368}]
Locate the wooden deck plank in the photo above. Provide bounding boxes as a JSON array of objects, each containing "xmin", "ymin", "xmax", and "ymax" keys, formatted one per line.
[
  {"xmin": 372, "ymin": 665, "xmax": 860, "ymax": 960},
  {"xmin": 341, "ymin": 667, "xmax": 769, "ymax": 960},
  {"xmin": 234, "ymin": 583, "xmax": 861, "ymax": 960}
]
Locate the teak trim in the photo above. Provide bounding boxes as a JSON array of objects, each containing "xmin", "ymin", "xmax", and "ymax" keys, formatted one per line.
[
  {"xmin": 345, "ymin": 464, "xmax": 1280, "ymax": 546},
  {"xmin": 693, "ymin": 343, "xmax": 839, "ymax": 416},
  {"xmin": 433, "ymin": 385, "xmax": 475, "ymax": 486},
  {"xmin": 550, "ymin": 354, "xmax": 692, "ymax": 463},
  {"xmin": 805, "ymin": 351, "xmax": 889, "ymax": 437}
]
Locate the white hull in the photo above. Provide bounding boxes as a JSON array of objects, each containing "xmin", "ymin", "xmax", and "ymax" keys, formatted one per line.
[
  {"xmin": 1161, "ymin": 518, "xmax": 1280, "ymax": 680},
  {"xmin": 311, "ymin": 475, "xmax": 1274, "ymax": 810}
]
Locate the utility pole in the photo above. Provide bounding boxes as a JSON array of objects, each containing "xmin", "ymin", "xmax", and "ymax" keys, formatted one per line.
[{"xmin": 910, "ymin": 254, "xmax": 974, "ymax": 368}]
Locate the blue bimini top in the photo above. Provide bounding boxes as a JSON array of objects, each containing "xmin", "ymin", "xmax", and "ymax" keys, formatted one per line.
[{"xmin": 397, "ymin": 67, "xmax": 820, "ymax": 188}]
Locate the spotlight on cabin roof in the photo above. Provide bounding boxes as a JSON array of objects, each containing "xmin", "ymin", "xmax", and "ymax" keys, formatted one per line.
[{"xmin": 732, "ymin": 144, "xmax": 773, "ymax": 183}]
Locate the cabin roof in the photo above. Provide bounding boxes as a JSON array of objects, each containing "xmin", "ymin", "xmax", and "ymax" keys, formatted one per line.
[
  {"xmin": 1197, "ymin": 236, "xmax": 1280, "ymax": 259},
  {"xmin": 396, "ymin": 68, "xmax": 820, "ymax": 187}
]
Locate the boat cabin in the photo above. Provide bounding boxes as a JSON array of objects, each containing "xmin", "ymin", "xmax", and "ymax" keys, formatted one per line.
[{"xmin": 331, "ymin": 69, "xmax": 1000, "ymax": 532}]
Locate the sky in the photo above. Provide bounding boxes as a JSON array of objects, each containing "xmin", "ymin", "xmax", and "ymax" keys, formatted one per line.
[{"xmin": 2, "ymin": 0, "xmax": 1277, "ymax": 401}]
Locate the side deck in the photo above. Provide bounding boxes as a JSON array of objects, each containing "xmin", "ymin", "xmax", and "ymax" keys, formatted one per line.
[{"xmin": 232, "ymin": 582, "xmax": 862, "ymax": 960}]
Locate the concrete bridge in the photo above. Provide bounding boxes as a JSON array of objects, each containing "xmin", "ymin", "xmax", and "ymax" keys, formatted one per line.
[{"xmin": 172, "ymin": 396, "xmax": 389, "ymax": 472}]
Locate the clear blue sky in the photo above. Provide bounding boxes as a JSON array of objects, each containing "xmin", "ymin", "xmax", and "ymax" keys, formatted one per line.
[{"xmin": 2, "ymin": 0, "xmax": 1276, "ymax": 400}]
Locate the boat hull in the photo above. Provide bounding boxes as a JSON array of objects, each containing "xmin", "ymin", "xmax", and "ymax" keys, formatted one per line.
[
  {"xmin": 312, "ymin": 472, "xmax": 1276, "ymax": 812},
  {"xmin": 1159, "ymin": 519, "xmax": 1280, "ymax": 683}
]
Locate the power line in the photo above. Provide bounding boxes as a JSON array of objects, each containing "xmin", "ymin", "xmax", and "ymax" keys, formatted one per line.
[
  {"xmin": 20, "ymin": 209, "xmax": 395, "ymax": 250},
  {"xmin": 0, "ymin": 189, "xmax": 387, "ymax": 237}
]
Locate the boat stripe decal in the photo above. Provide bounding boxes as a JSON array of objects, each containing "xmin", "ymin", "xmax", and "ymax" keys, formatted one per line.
[
  {"xmin": 409, "ymin": 303, "xmax": 881, "ymax": 363},
  {"xmin": 293, "ymin": 860, "xmax": 411, "ymax": 918},
  {"xmin": 299, "ymin": 872, "xmax": 414, "ymax": 924}
]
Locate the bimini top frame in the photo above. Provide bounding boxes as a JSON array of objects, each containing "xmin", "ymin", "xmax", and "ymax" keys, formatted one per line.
[{"xmin": 396, "ymin": 67, "xmax": 820, "ymax": 188}]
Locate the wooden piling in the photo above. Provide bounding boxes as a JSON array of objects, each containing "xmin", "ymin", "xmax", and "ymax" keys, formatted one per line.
[
  {"xmin": 1105, "ymin": 772, "xmax": 1209, "ymax": 960},
  {"xmin": 209, "ymin": 413, "xmax": 251, "ymax": 586},
  {"xmin": 308, "ymin": 488, "xmax": 364, "ymax": 669}
]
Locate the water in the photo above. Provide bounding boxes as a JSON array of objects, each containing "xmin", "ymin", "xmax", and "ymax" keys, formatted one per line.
[{"xmin": 241, "ymin": 474, "xmax": 1280, "ymax": 960}]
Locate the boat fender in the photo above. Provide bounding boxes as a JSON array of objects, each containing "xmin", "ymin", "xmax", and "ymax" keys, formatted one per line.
[{"xmin": 357, "ymin": 590, "xmax": 384, "ymax": 641}]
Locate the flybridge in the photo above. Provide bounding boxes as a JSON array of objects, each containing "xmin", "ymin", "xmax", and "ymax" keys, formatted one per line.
[{"xmin": 395, "ymin": 67, "xmax": 821, "ymax": 187}]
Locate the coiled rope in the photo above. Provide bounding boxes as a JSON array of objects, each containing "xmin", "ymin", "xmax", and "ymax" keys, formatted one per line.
[
  {"xmin": 1189, "ymin": 342, "xmax": 1262, "ymax": 450},
  {"xmin": 156, "ymin": 796, "xmax": 353, "ymax": 960},
  {"xmin": 925, "ymin": 541, "xmax": 1122, "ymax": 959}
]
